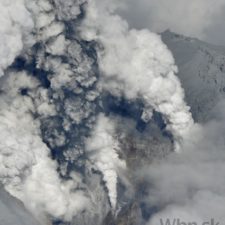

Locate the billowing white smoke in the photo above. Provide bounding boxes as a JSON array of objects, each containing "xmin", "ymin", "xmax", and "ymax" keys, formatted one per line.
[
  {"xmin": 80, "ymin": 0, "xmax": 194, "ymax": 149},
  {"xmin": 86, "ymin": 114, "xmax": 126, "ymax": 210},
  {"xmin": 0, "ymin": 71, "xmax": 89, "ymax": 222},
  {"xmin": 0, "ymin": 0, "xmax": 34, "ymax": 77},
  {"xmin": 0, "ymin": 0, "xmax": 94, "ymax": 222}
]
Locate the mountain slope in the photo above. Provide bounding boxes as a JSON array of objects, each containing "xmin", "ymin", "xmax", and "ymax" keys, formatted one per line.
[
  {"xmin": 162, "ymin": 30, "xmax": 225, "ymax": 123},
  {"xmin": 0, "ymin": 186, "xmax": 41, "ymax": 225}
]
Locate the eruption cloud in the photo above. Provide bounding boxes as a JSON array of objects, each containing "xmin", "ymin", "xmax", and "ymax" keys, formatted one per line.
[
  {"xmin": 0, "ymin": 0, "xmax": 220, "ymax": 225},
  {"xmin": 0, "ymin": 71, "xmax": 89, "ymax": 223},
  {"xmin": 80, "ymin": 0, "xmax": 194, "ymax": 150},
  {"xmin": 86, "ymin": 114, "xmax": 126, "ymax": 210},
  {"xmin": 0, "ymin": 0, "xmax": 34, "ymax": 77}
]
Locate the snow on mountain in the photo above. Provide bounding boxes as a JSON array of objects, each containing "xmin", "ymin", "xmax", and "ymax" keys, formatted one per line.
[{"xmin": 162, "ymin": 30, "xmax": 225, "ymax": 123}]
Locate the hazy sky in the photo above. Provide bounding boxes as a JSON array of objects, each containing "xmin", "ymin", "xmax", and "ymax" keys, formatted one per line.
[{"xmin": 120, "ymin": 0, "xmax": 225, "ymax": 45}]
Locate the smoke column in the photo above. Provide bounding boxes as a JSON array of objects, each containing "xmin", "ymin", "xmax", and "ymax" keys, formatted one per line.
[{"xmin": 80, "ymin": 0, "xmax": 194, "ymax": 151}]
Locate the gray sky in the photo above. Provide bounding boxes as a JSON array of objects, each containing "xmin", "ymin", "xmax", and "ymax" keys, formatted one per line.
[{"xmin": 119, "ymin": 0, "xmax": 225, "ymax": 45}]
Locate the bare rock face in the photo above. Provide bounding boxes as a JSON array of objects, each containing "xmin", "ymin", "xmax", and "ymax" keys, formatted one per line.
[
  {"xmin": 102, "ymin": 202, "xmax": 143, "ymax": 225},
  {"xmin": 119, "ymin": 131, "xmax": 172, "ymax": 169},
  {"xmin": 116, "ymin": 203, "xmax": 143, "ymax": 225}
]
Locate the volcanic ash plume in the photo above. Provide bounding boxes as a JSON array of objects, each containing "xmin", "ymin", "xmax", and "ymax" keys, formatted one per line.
[
  {"xmin": 80, "ymin": 0, "xmax": 194, "ymax": 150},
  {"xmin": 0, "ymin": 0, "xmax": 34, "ymax": 77},
  {"xmin": 86, "ymin": 114, "xmax": 126, "ymax": 210}
]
